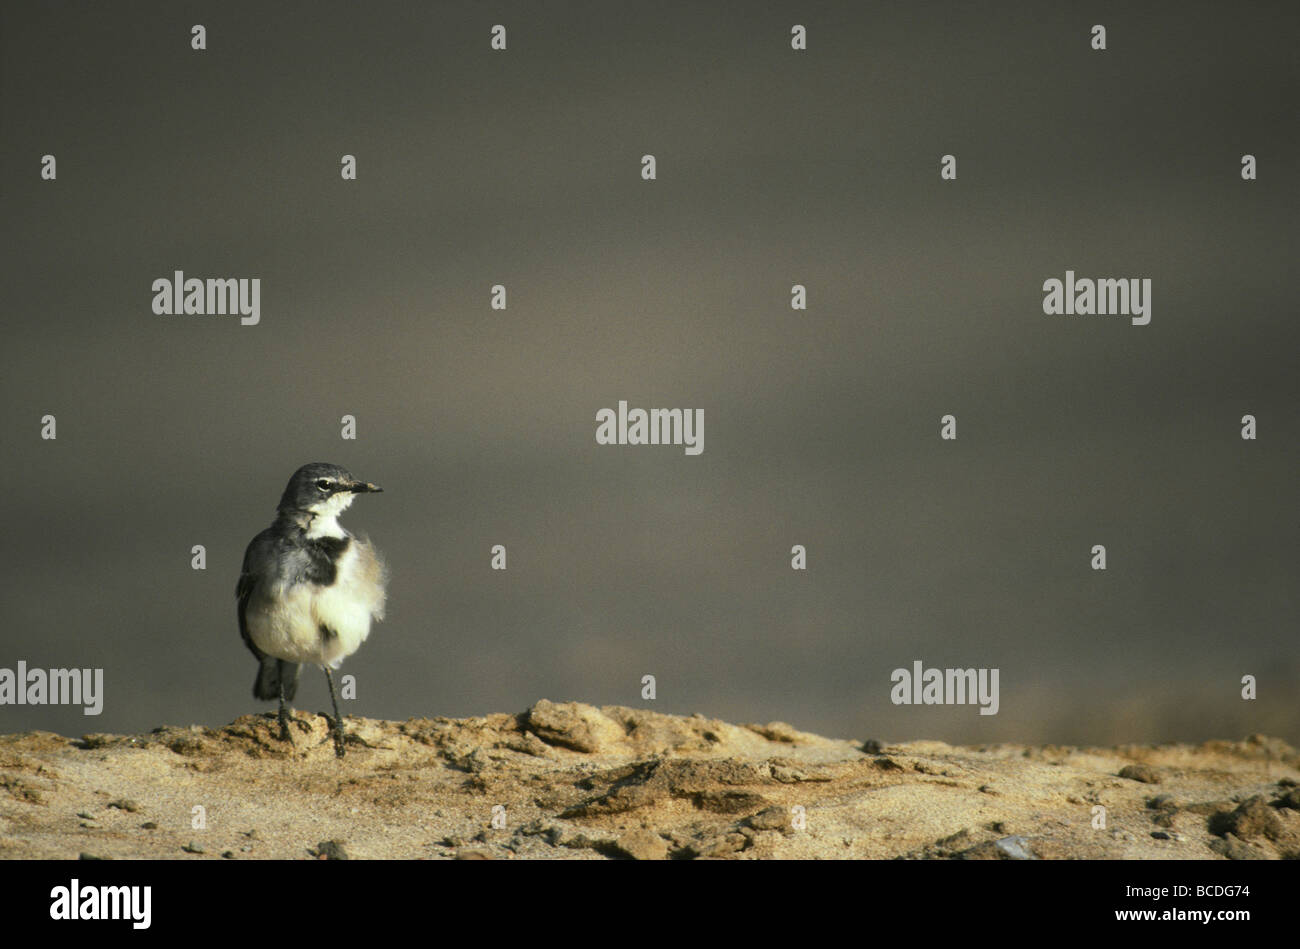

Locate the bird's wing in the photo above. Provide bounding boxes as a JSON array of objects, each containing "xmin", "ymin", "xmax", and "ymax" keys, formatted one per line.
[{"xmin": 236, "ymin": 531, "xmax": 269, "ymax": 661}]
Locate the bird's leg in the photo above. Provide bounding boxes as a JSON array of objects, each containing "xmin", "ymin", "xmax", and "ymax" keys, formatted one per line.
[
  {"xmin": 278, "ymin": 679, "xmax": 294, "ymax": 744},
  {"xmin": 324, "ymin": 667, "xmax": 346, "ymax": 758}
]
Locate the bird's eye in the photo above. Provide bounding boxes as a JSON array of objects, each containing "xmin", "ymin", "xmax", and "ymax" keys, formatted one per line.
[{"xmin": 315, "ymin": 479, "xmax": 331, "ymax": 491}]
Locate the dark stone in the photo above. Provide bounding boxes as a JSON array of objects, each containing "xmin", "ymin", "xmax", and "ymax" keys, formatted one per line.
[{"xmin": 314, "ymin": 839, "xmax": 348, "ymax": 860}]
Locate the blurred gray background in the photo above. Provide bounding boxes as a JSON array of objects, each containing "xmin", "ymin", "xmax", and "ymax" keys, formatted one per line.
[{"xmin": 2, "ymin": 1, "xmax": 1296, "ymax": 746}]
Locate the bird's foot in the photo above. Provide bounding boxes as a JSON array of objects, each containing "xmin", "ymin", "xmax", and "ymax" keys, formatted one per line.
[
  {"xmin": 277, "ymin": 710, "xmax": 295, "ymax": 745},
  {"xmin": 275, "ymin": 710, "xmax": 312, "ymax": 743},
  {"xmin": 331, "ymin": 717, "xmax": 347, "ymax": 758}
]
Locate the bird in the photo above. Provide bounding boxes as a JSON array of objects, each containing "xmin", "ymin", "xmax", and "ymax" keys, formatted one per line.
[{"xmin": 236, "ymin": 463, "xmax": 387, "ymax": 757}]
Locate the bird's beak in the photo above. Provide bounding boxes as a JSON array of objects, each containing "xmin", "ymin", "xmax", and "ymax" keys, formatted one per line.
[{"xmin": 346, "ymin": 481, "xmax": 383, "ymax": 494}]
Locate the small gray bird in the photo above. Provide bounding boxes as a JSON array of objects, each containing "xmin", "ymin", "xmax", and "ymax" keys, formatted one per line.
[{"xmin": 237, "ymin": 463, "xmax": 387, "ymax": 757}]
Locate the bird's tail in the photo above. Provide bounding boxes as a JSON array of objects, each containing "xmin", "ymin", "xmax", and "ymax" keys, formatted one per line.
[{"xmin": 253, "ymin": 658, "xmax": 301, "ymax": 702}]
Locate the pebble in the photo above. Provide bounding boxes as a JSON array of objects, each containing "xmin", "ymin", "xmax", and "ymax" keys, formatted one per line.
[
  {"xmin": 1118, "ymin": 765, "xmax": 1161, "ymax": 784},
  {"xmin": 993, "ymin": 836, "xmax": 1036, "ymax": 860},
  {"xmin": 744, "ymin": 806, "xmax": 790, "ymax": 832},
  {"xmin": 610, "ymin": 829, "xmax": 669, "ymax": 861}
]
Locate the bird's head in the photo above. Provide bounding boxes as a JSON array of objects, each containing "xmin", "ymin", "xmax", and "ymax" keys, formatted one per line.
[{"xmin": 277, "ymin": 462, "xmax": 383, "ymax": 522}]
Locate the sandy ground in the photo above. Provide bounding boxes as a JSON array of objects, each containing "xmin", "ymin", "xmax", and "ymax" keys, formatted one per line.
[{"xmin": 1, "ymin": 700, "xmax": 1297, "ymax": 860}]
